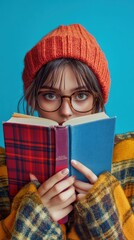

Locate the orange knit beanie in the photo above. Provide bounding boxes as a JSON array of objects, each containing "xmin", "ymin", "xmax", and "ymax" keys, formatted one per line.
[{"xmin": 22, "ymin": 24, "xmax": 110, "ymax": 103}]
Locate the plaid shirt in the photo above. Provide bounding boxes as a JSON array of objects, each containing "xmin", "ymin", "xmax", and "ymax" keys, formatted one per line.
[{"xmin": 0, "ymin": 132, "xmax": 134, "ymax": 239}]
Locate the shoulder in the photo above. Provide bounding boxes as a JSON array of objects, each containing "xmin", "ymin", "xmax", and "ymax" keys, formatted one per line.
[
  {"xmin": 113, "ymin": 132, "xmax": 134, "ymax": 163},
  {"xmin": 0, "ymin": 146, "xmax": 6, "ymax": 165},
  {"xmin": 112, "ymin": 132, "xmax": 134, "ymax": 207},
  {"xmin": 112, "ymin": 132, "xmax": 134, "ymax": 174},
  {"xmin": 0, "ymin": 146, "xmax": 7, "ymax": 180},
  {"xmin": 0, "ymin": 146, "xmax": 5, "ymax": 154}
]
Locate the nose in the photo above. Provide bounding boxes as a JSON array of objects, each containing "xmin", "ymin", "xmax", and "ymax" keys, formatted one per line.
[{"xmin": 59, "ymin": 98, "xmax": 73, "ymax": 117}]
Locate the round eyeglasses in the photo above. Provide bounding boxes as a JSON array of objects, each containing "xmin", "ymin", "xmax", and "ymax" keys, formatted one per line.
[{"xmin": 36, "ymin": 90, "xmax": 95, "ymax": 113}]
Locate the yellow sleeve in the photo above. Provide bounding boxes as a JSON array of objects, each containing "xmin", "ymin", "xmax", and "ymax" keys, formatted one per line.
[{"xmin": 112, "ymin": 133, "xmax": 134, "ymax": 209}]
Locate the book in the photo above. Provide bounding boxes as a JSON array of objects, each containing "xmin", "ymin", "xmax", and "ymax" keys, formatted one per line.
[{"xmin": 3, "ymin": 112, "xmax": 116, "ymax": 210}]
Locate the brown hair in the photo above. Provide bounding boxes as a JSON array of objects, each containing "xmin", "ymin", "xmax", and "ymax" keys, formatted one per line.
[{"xmin": 18, "ymin": 58, "xmax": 104, "ymax": 115}]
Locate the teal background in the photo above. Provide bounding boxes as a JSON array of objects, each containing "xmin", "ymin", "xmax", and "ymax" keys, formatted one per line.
[{"xmin": 0, "ymin": 0, "xmax": 134, "ymax": 147}]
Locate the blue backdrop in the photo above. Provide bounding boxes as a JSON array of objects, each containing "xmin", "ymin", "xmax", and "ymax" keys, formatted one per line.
[{"xmin": 0, "ymin": 0, "xmax": 134, "ymax": 147}]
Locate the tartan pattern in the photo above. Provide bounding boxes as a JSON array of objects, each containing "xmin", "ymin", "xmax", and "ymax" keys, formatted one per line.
[
  {"xmin": 73, "ymin": 172, "xmax": 127, "ymax": 239},
  {"xmin": 0, "ymin": 148, "xmax": 10, "ymax": 219},
  {"xmin": 3, "ymin": 123, "xmax": 56, "ymax": 199},
  {"xmin": 112, "ymin": 159, "xmax": 134, "ymax": 210},
  {"xmin": 0, "ymin": 132, "xmax": 134, "ymax": 239},
  {"xmin": 112, "ymin": 132, "xmax": 134, "ymax": 213},
  {"xmin": 11, "ymin": 190, "xmax": 63, "ymax": 240},
  {"xmin": 3, "ymin": 123, "xmax": 68, "ymax": 201}
]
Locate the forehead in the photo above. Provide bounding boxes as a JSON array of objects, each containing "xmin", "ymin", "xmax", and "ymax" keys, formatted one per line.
[{"xmin": 43, "ymin": 64, "xmax": 86, "ymax": 90}]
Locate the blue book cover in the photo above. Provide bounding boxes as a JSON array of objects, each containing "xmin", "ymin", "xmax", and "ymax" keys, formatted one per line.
[{"xmin": 68, "ymin": 117, "xmax": 116, "ymax": 182}]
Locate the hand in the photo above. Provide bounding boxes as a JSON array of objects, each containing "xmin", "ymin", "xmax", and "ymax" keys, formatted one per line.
[
  {"xmin": 71, "ymin": 160, "xmax": 98, "ymax": 201},
  {"xmin": 30, "ymin": 168, "xmax": 76, "ymax": 222}
]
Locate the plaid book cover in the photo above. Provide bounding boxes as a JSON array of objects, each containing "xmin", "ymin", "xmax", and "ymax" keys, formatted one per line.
[{"xmin": 3, "ymin": 122, "xmax": 68, "ymax": 201}]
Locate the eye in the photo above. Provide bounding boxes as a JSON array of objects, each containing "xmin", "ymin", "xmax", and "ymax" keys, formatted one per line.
[
  {"xmin": 74, "ymin": 92, "xmax": 90, "ymax": 101},
  {"xmin": 41, "ymin": 92, "xmax": 58, "ymax": 101}
]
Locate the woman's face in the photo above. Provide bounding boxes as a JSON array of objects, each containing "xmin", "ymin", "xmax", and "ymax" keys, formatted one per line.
[{"xmin": 37, "ymin": 65, "xmax": 94, "ymax": 125}]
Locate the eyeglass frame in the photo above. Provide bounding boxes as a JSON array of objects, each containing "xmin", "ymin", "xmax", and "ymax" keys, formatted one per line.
[{"xmin": 36, "ymin": 90, "xmax": 96, "ymax": 113}]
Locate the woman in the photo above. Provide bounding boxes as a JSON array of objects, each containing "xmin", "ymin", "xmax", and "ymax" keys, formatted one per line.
[{"xmin": 0, "ymin": 24, "xmax": 134, "ymax": 239}]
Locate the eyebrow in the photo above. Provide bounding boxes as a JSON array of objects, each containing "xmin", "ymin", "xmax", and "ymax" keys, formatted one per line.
[{"xmin": 39, "ymin": 86, "xmax": 88, "ymax": 91}]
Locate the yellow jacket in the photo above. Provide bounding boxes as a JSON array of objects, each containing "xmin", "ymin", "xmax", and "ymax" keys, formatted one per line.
[{"xmin": 0, "ymin": 132, "xmax": 134, "ymax": 239}]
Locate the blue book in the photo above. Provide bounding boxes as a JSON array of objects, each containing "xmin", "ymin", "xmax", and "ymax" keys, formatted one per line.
[{"xmin": 67, "ymin": 115, "xmax": 116, "ymax": 181}]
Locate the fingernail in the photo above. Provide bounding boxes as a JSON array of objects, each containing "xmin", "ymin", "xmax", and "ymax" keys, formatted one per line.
[
  {"xmin": 71, "ymin": 160, "xmax": 77, "ymax": 165},
  {"xmin": 29, "ymin": 173, "xmax": 38, "ymax": 181},
  {"xmin": 61, "ymin": 168, "xmax": 69, "ymax": 175}
]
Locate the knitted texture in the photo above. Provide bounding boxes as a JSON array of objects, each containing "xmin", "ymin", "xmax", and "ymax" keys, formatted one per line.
[{"xmin": 22, "ymin": 24, "xmax": 110, "ymax": 103}]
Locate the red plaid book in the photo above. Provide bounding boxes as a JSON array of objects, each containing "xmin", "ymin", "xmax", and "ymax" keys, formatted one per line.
[
  {"xmin": 3, "ymin": 112, "xmax": 116, "ymax": 222},
  {"xmin": 3, "ymin": 123, "xmax": 68, "ymax": 196}
]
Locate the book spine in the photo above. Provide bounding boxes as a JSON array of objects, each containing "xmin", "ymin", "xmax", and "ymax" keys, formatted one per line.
[
  {"xmin": 54, "ymin": 126, "xmax": 68, "ymax": 173},
  {"xmin": 54, "ymin": 126, "xmax": 69, "ymax": 224}
]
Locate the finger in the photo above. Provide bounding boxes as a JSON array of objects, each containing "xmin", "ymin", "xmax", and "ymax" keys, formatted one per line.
[
  {"xmin": 77, "ymin": 193, "xmax": 86, "ymax": 201},
  {"xmin": 41, "ymin": 176, "xmax": 75, "ymax": 202},
  {"xmin": 51, "ymin": 205, "xmax": 73, "ymax": 222},
  {"xmin": 50, "ymin": 189, "xmax": 76, "ymax": 210},
  {"xmin": 75, "ymin": 187, "xmax": 86, "ymax": 194},
  {"xmin": 38, "ymin": 168, "xmax": 69, "ymax": 196},
  {"xmin": 52, "ymin": 185, "xmax": 75, "ymax": 204},
  {"xmin": 74, "ymin": 180, "xmax": 93, "ymax": 191},
  {"xmin": 71, "ymin": 160, "xmax": 98, "ymax": 183},
  {"xmin": 75, "ymin": 187, "xmax": 88, "ymax": 194}
]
